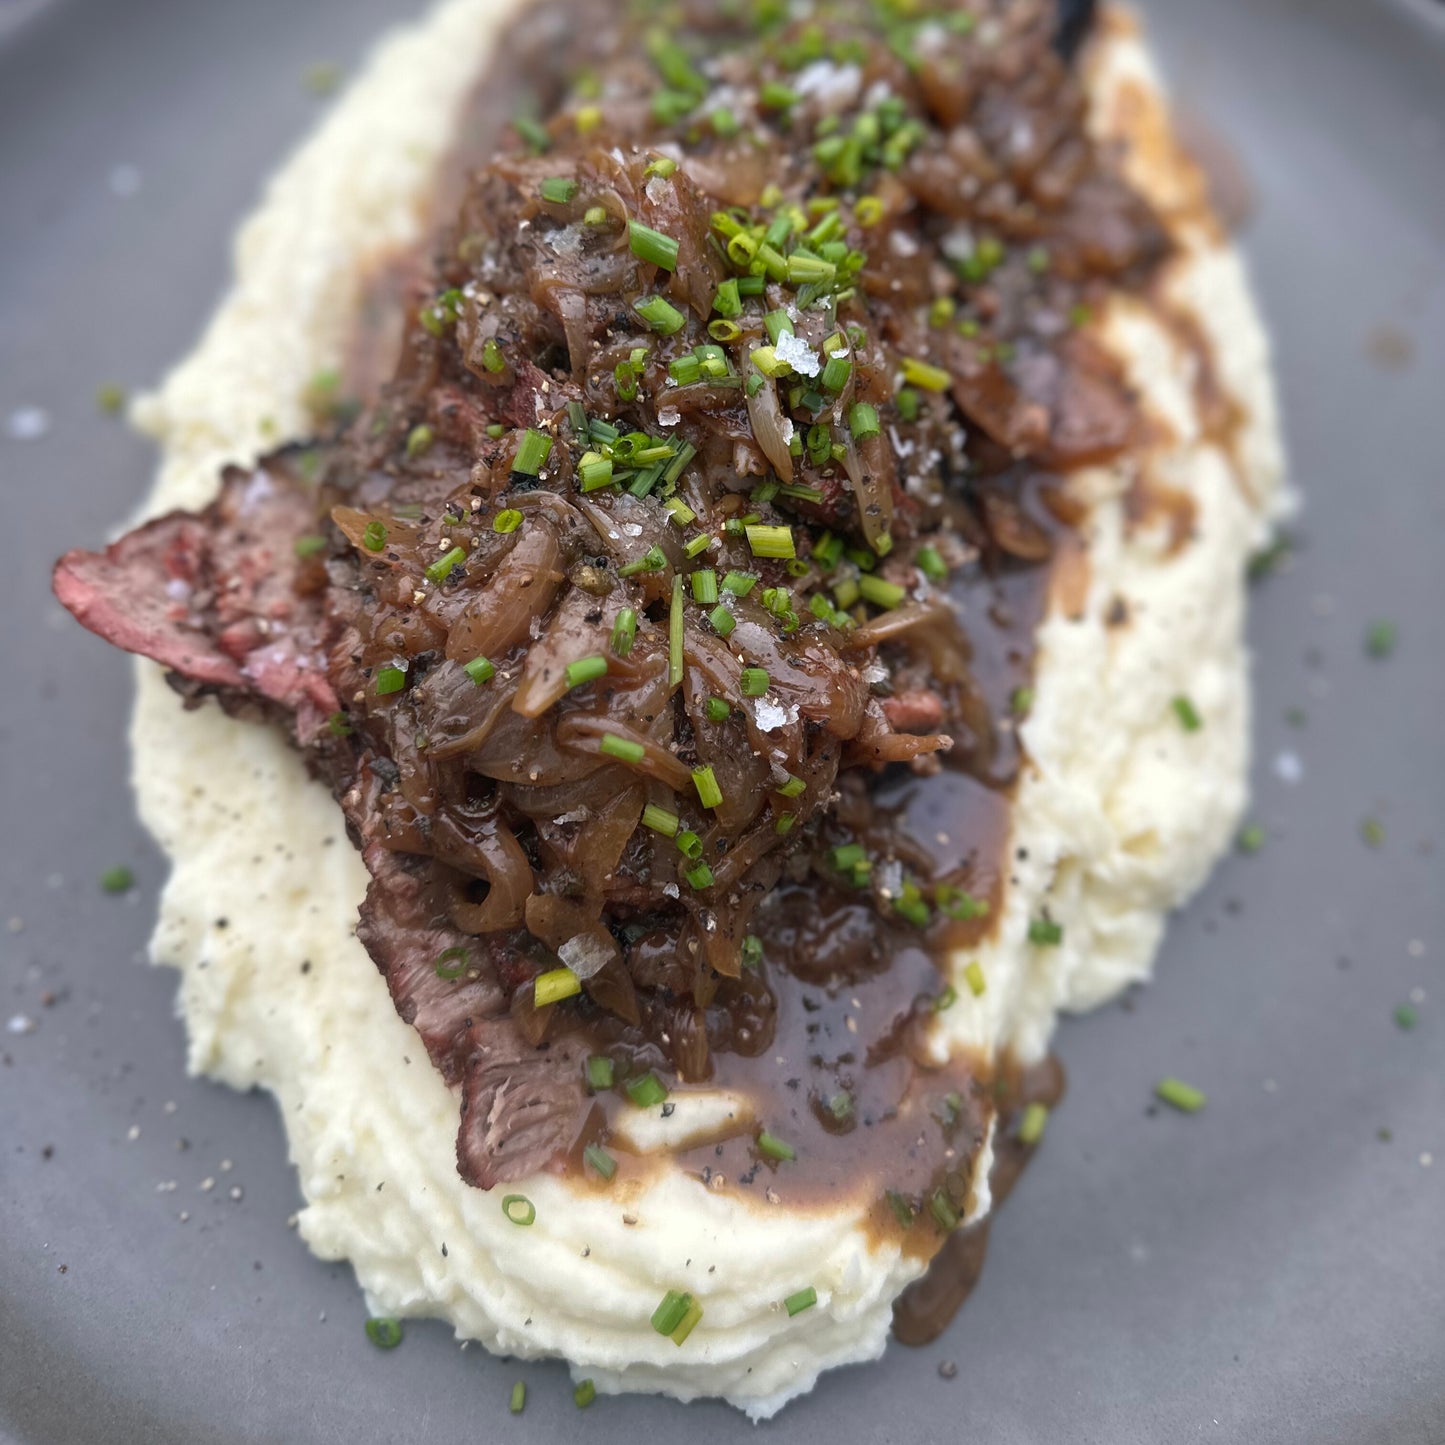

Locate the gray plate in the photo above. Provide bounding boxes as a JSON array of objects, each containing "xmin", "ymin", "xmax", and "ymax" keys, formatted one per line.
[{"xmin": 2, "ymin": 0, "xmax": 1442, "ymax": 1440}]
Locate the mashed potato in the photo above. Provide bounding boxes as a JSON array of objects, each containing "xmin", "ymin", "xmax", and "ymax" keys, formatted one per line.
[{"xmin": 129, "ymin": 1, "xmax": 1285, "ymax": 1417}]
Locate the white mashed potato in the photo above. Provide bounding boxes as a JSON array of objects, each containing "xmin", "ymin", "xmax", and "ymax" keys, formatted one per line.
[{"xmin": 128, "ymin": 1, "xmax": 1285, "ymax": 1418}]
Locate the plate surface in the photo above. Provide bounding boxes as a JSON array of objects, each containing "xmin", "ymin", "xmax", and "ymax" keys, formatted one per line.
[{"xmin": 2, "ymin": 1, "xmax": 1442, "ymax": 1441}]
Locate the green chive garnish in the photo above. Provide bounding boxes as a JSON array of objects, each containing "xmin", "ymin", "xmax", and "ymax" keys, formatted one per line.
[
  {"xmin": 294, "ymin": 533, "xmax": 327, "ymax": 559},
  {"xmin": 740, "ymin": 667, "xmax": 769, "ymax": 697},
  {"xmin": 434, "ymin": 947, "xmax": 468, "ymax": 980},
  {"xmin": 635, "ymin": 805, "xmax": 678, "ymax": 842},
  {"xmin": 777, "ymin": 774, "xmax": 805, "ymax": 798},
  {"xmin": 618, "ymin": 544, "xmax": 667, "ymax": 578},
  {"xmin": 669, "ymin": 573, "xmax": 685, "ymax": 687},
  {"xmin": 600, "ymin": 734, "xmax": 645, "ymax": 764},
  {"xmin": 1172, "ymin": 695, "xmax": 1203, "ymax": 732},
  {"xmin": 583, "ymin": 1144, "xmax": 617, "ymax": 1181},
  {"xmin": 365, "ymin": 1317, "xmax": 403, "ymax": 1349},
  {"xmin": 676, "ymin": 830, "xmax": 704, "ymax": 860},
  {"xmin": 705, "ymin": 697, "xmax": 731, "ymax": 722},
  {"xmin": 99, "ymin": 865, "xmax": 134, "ymax": 894},
  {"xmin": 424, "ymin": 546, "xmax": 466, "ymax": 584},
  {"xmin": 540, "ymin": 176, "xmax": 578, "ymax": 204},
  {"xmin": 740, "ymin": 934, "xmax": 763, "ymax": 969},
  {"xmin": 964, "ymin": 961, "xmax": 986, "ymax": 997},
  {"xmin": 915, "ymin": 545, "xmax": 946, "ymax": 582},
  {"xmin": 1011, "ymin": 686, "xmax": 1034, "ymax": 716},
  {"xmin": 1394, "ymin": 1003, "xmax": 1419, "ymax": 1030},
  {"xmin": 502, "ymin": 1194, "xmax": 536, "ymax": 1225},
  {"xmin": 578, "ymin": 452, "xmax": 614, "ymax": 491},
  {"xmin": 746, "ymin": 524, "xmax": 795, "ymax": 559},
  {"xmin": 685, "ymin": 861, "xmax": 715, "ymax": 889},
  {"xmin": 651, "ymin": 1290, "xmax": 691, "ymax": 1336},
  {"xmin": 1366, "ymin": 620, "xmax": 1397, "ymax": 658},
  {"xmin": 512, "ymin": 429, "xmax": 552, "ymax": 477},
  {"xmin": 509, "ymin": 1381, "xmax": 526, "ymax": 1414},
  {"xmin": 1018, "ymin": 1102, "xmax": 1048, "ymax": 1144},
  {"xmin": 692, "ymin": 766, "xmax": 723, "ymax": 809},
  {"xmin": 375, "ymin": 666, "xmax": 406, "ymax": 695},
  {"xmin": 708, "ymin": 605, "xmax": 736, "ymax": 638},
  {"xmin": 534, "ymin": 966, "xmax": 581, "ymax": 1007},
  {"xmin": 900, "ymin": 357, "xmax": 951, "ymax": 392},
  {"xmin": 610, "ymin": 608, "xmax": 637, "ymax": 657},
  {"xmin": 848, "ymin": 402, "xmax": 880, "ymax": 440},
  {"xmin": 858, "ymin": 575, "xmax": 905, "ymax": 609},
  {"xmin": 362, "ymin": 520, "xmax": 387, "ymax": 551},
  {"xmin": 691, "ymin": 568, "xmax": 718, "ymax": 605},
  {"xmin": 481, "ymin": 338, "xmax": 506, "ymax": 373},
  {"xmin": 493, "ymin": 508, "xmax": 523, "ymax": 533},
  {"xmin": 564, "ymin": 655, "xmax": 608, "ymax": 690},
  {"xmin": 1237, "ymin": 822, "xmax": 1265, "ymax": 854},
  {"xmin": 929, "ymin": 1190, "xmax": 959, "ymax": 1232},
  {"xmin": 1154, "ymin": 1077, "xmax": 1206, "ymax": 1113},
  {"xmin": 1028, "ymin": 917, "xmax": 1063, "ymax": 946},
  {"xmin": 635, "ymin": 295, "xmax": 686, "ymax": 335},
  {"xmin": 670, "ymin": 1297, "xmax": 703, "ymax": 1345},
  {"xmin": 629, "ymin": 220, "xmax": 680, "ymax": 271},
  {"xmin": 464, "ymin": 656, "xmax": 495, "ymax": 685},
  {"xmin": 405, "ymin": 423, "xmax": 433, "ymax": 460},
  {"xmin": 784, "ymin": 1286, "xmax": 817, "ymax": 1317},
  {"xmin": 573, "ymin": 1379, "xmax": 596, "ymax": 1409},
  {"xmin": 757, "ymin": 1130, "xmax": 795, "ymax": 1161},
  {"xmin": 626, "ymin": 1073, "xmax": 668, "ymax": 1108}
]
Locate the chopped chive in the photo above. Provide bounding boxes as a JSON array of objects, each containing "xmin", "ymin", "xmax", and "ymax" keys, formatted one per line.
[
  {"xmin": 740, "ymin": 934, "xmax": 763, "ymax": 969},
  {"xmin": 610, "ymin": 608, "xmax": 638, "ymax": 656},
  {"xmin": 721, "ymin": 570, "xmax": 758, "ymax": 597},
  {"xmin": 777, "ymin": 774, "xmax": 806, "ymax": 798},
  {"xmin": 685, "ymin": 861, "xmax": 715, "ymax": 889},
  {"xmin": 293, "ymin": 533, "xmax": 328, "ymax": 560},
  {"xmin": 618, "ymin": 544, "xmax": 667, "ymax": 577},
  {"xmin": 434, "ymin": 947, "xmax": 468, "ymax": 980},
  {"xmin": 1010, "ymin": 686, "xmax": 1034, "ymax": 716},
  {"xmin": 683, "ymin": 533, "xmax": 712, "ymax": 558},
  {"xmin": 583, "ymin": 204, "xmax": 608, "ymax": 226},
  {"xmin": 757, "ymin": 1130, "xmax": 795, "ymax": 1161},
  {"xmin": 573, "ymin": 1379, "xmax": 596, "ymax": 1409},
  {"xmin": 933, "ymin": 984, "xmax": 957, "ymax": 1012},
  {"xmin": 900, "ymin": 356, "xmax": 951, "ymax": 392},
  {"xmin": 848, "ymin": 401, "xmax": 880, "ymax": 440},
  {"xmin": 708, "ymin": 604, "xmax": 735, "ymax": 637},
  {"xmin": 669, "ymin": 355, "xmax": 702, "ymax": 385},
  {"xmin": 692, "ymin": 765, "xmax": 723, "ymax": 809},
  {"xmin": 501, "ymin": 1194, "xmax": 536, "ymax": 1226},
  {"xmin": 642, "ymin": 803, "xmax": 680, "ymax": 836},
  {"xmin": 705, "ymin": 696, "xmax": 731, "ymax": 723},
  {"xmin": 578, "ymin": 452, "xmax": 614, "ymax": 490},
  {"xmin": 895, "ymin": 387, "xmax": 920, "ymax": 422},
  {"xmin": 666, "ymin": 495, "xmax": 697, "ymax": 524},
  {"xmin": 858, "ymin": 575, "xmax": 905, "ymax": 609},
  {"xmin": 99, "ymin": 865, "xmax": 134, "ymax": 894},
  {"xmin": 512, "ymin": 429, "xmax": 552, "ymax": 477},
  {"xmin": 746, "ymin": 524, "xmax": 796, "ymax": 559},
  {"xmin": 1394, "ymin": 1002, "xmax": 1419, "ymax": 1030},
  {"xmin": 513, "ymin": 114, "xmax": 550, "ymax": 153},
  {"xmin": 691, "ymin": 568, "xmax": 719, "ymax": 604},
  {"xmin": 463, "ymin": 656, "xmax": 495, "ymax": 685},
  {"xmin": 583, "ymin": 1144, "xmax": 617, "ymax": 1181},
  {"xmin": 493, "ymin": 508, "xmax": 523, "ymax": 533},
  {"xmin": 509, "ymin": 1380, "xmax": 526, "ymax": 1415},
  {"xmin": 629, "ymin": 220, "xmax": 680, "ymax": 271},
  {"xmin": 964, "ymin": 961, "xmax": 986, "ymax": 997},
  {"xmin": 374, "ymin": 665, "xmax": 407, "ymax": 695},
  {"xmin": 600, "ymin": 734, "xmax": 646, "ymax": 764},
  {"xmin": 326, "ymin": 711, "xmax": 352, "ymax": 738},
  {"xmin": 740, "ymin": 667, "xmax": 769, "ymax": 697},
  {"xmin": 820, "ymin": 353, "xmax": 852, "ymax": 393},
  {"xmin": 669, "ymin": 573, "xmax": 685, "ymax": 688},
  {"xmin": 764, "ymin": 309, "xmax": 795, "ymax": 344},
  {"xmin": 651, "ymin": 1290, "xmax": 691, "ymax": 1336},
  {"xmin": 775, "ymin": 813, "xmax": 796, "ymax": 834},
  {"xmin": 540, "ymin": 175, "xmax": 579, "ymax": 204},
  {"xmin": 564, "ymin": 655, "xmax": 608, "ymax": 690},
  {"xmin": 635, "ymin": 295, "xmax": 686, "ymax": 335},
  {"xmin": 886, "ymin": 1190, "xmax": 915, "ymax": 1229},
  {"xmin": 586, "ymin": 1055, "xmax": 614, "ymax": 1091},
  {"xmin": 627, "ymin": 1072, "xmax": 668, "ymax": 1108},
  {"xmin": 1154, "ymin": 1077, "xmax": 1206, "ymax": 1113},
  {"xmin": 485, "ymin": 423, "xmax": 505, "ymax": 439},
  {"xmin": 362, "ymin": 520, "xmax": 387, "ymax": 551},
  {"xmin": 404, "ymin": 422, "xmax": 434, "ymax": 460},
  {"xmin": 481, "ymin": 338, "xmax": 506, "ymax": 373},
  {"xmin": 915, "ymin": 545, "xmax": 946, "ymax": 582},
  {"xmin": 424, "ymin": 546, "xmax": 467, "ymax": 584},
  {"xmin": 534, "ymin": 966, "xmax": 581, "ymax": 1007},
  {"xmin": 1028, "ymin": 917, "xmax": 1063, "ymax": 946},
  {"xmin": 1018, "ymin": 1101, "xmax": 1049, "ymax": 1144},
  {"xmin": 676, "ymin": 830, "xmax": 704, "ymax": 860},
  {"xmin": 1237, "ymin": 822, "xmax": 1266, "ymax": 854},
  {"xmin": 831, "ymin": 842, "xmax": 867, "ymax": 871},
  {"xmin": 929, "ymin": 1190, "xmax": 959, "ymax": 1232},
  {"xmin": 1361, "ymin": 817, "xmax": 1385, "ymax": 848},
  {"xmin": 1172, "ymin": 695, "xmax": 1203, "ymax": 731},
  {"xmin": 1366, "ymin": 620, "xmax": 1397, "ymax": 658},
  {"xmin": 784, "ymin": 1286, "xmax": 817, "ymax": 1317},
  {"xmin": 365, "ymin": 1317, "xmax": 403, "ymax": 1349},
  {"xmin": 670, "ymin": 1296, "xmax": 704, "ymax": 1345}
]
